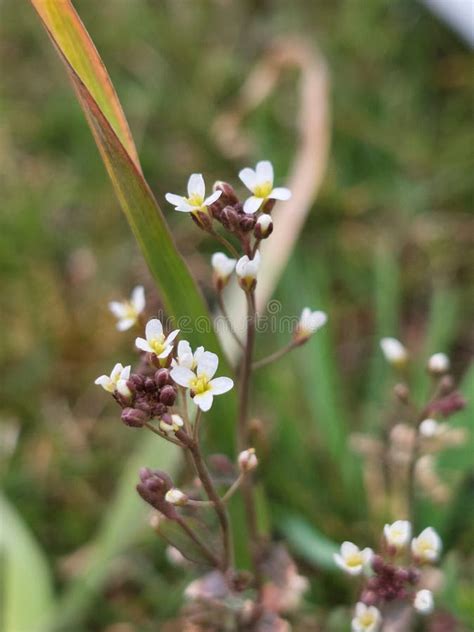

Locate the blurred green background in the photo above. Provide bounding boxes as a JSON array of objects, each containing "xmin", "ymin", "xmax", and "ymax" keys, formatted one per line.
[{"xmin": 1, "ymin": 1, "xmax": 473, "ymax": 630}]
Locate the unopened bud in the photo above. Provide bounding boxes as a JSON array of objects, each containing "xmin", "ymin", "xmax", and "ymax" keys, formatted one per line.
[
  {"xmin": 380, "ymin": 337, "xmax": 408, "ymax": 367},
  {"xmin": 393, "ymin": 383, "xmax": 410, "ymax": 403},
  {"xmin": 213, "ymin": 181, "xmax": 240, "ymax": 206},
  {"xmin": 239, "ymin": 215, "xmax": 256, "ymax": 232},
  {"xmin": 238, "ymin": 448, "xmax": 258, "ymax": 473},
  {"xmin": 254, "ymin": 213, "xmax": 273, "ymax": 239},
  {"xmin": 236, "ymin": 251, "xmax": 260, "ymax": 291},
  {"xmin": 220, "ymin": 205, "xmax": 241, "ymax": 231},
  {"xmin": 121, "ymin": 407, "xmax": 147, "ymax": 427},
  {"xmin": 160, "ymin": 384, "xmax": 177, "ymax": 406},
  {"xmin": 160, "ymin": 414, "xmax": 184, "ymax": 434},
  {"xmin": 211, "ymin": 252, "xmax": 236, "ymax": 290},
  {"xmin": 427, "ymin": 353, "xmax": 450, "ymax": 375},
  {"xmin": 155, "ymin": 368, "xmax": 171, "ymax": 388},
  {"xmin": 191, "ymin": 209, "xmax": 213, "ymax": 232},
  {"xmin": 165, "ymin": 488, "xmax": 188, "ymax": 506},
  {"xmin": 414, "ymin": 589, "xmax": 434, "ymax": 614}
]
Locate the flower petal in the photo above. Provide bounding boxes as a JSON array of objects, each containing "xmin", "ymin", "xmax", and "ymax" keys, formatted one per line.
[
  {"xmin": 268, "ymin": 186, "xmax": 291, "ymax": 201},
  {"xmin": 197, "ymin": 351, "xmax": 218, "ymax": 379},
  {"xmin": 177, "ymin": 340, "xmax": 192, "ymax": 358},
  {"xmin": 117, "ymin": 317, "xmax": 136, "ymax": 331},
  {"xmin": 341, "ymin": 541, "xmax": 359, "ymax": 557},
  {"xmin": 145, "ymin": 318, "xmax": 163, "ymax": 340},
  {"xmin": 165, "ymin": 329, "xmax": 180, "ymax": 345},
  {"xmin": 243, "ymin": 196, "xmax": 263, "ymax": 214},
  {"xmin": 238, "ymin": 167, "xmax": 257, "ymax": 191},
  {"xmin": 120, "ymin": 365, "xmax": 131, "ymax": 379},
  {"xmin": 94, "ymin": 375, "xmax": 112, "ymax": 390},
  {"xmin": 131, "ymin": 286, "xmax": 145, "ymax": 313},
  {"xmin": 158, "ymin": 344, "xmax": 174, "ymax": 359},
  {"xmin": 256, "ymin": 160, "xmax": 274, "ymax": 184},
  {"xmin": 194, "ymin": 391, "xmax": 213, "ymax": 411},
  {"xmin": 187, "ymin": 173, "xmax": 205, "ymax": 198},
  {"xmin": 170, "ymin": 366, "xmax": 195, "ymax": 388},
  {"xmin": 165, "ymin": 193, "xmax": 186, "ymax": 207},
  {"xmin": 135, "ymin": 337, "xmax": 153, "ymax": 353},
  {"xmin": 109, "ymin": 301, "xmax": 127, "ymax": 318},
  {"xmin": 209, "ymin": 376, "xmax": 234, "ymax": 395},
  {"xmin": 203, "ymin": 190, "xmax": 222, "ymax": 206}
]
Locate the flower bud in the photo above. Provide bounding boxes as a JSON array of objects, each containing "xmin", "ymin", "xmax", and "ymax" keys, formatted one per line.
[
  {"xmin": 191, "ymin": 209, "xmax": 213, "ymax": 232},
  {"xmin": 254, "ymin": 213, "xmax": 273, "ymax": 239},
  {"xmin": 380, "ymin": 337, "xmax": 408, "ymax": 367},
  {"xmin": 154, "ymin": 368, "xmax": 171, "ymax": 388},
  {"xmin": 383, "ymin": 520, "xmax": 412, "ymax": 551},
  {"xmin": 165, "ymin": 488, "xmax": 188, "ymax": 506},
  {"xmin": 213, "ymin": 181, "xmax": 240, "ymax": 206},
  {"xmin": 160, "ymin": 414, "xmax": 184, "ymax": 434},
  {"xmin": 159, "ymin": 384, "xmax": 177, "ymax": 406},
  {"xmin": 236, "ymin": 251, "xmax": 260, "ymax": 290},
  {"xmin": 121, "ymin": 407, "xmax": 147, "ymax": 427},
  {"xmin": 239, "ymin": 214, "xmax": 256, "ymax": 232},
  {"xmin": 427, "ymin": 352, "xmax": 450, "ymax": 375},
  {"xmin": 414, "ymin": 589, "xmax": 434, "ymax": 614},
  {"xmin": 238, "ymin": 448, "xmax": 258, "ymax": 473},
  {"xmin": 220, "ymin": 205, "xmax": 241, "ymax": 231},
  {"xmin": 419, "ymin": 418, "xmax": 441, "ymax": 438},
  {"xmin": 411, "ymin": 527, "xmax": 442, "ymax": 563},
  {"xmin": 295, "ymin": 307, "xmax": 327, "ymax": 343},
  {"xmin": 144, "ymin": 377, "xmax": 156, "ymax": 392},
  {"xmin": 137, "ymin": 468, "xmax": 177, "ymax": 518},
  {"xmin": 211, "ymin": 252, "xmax": 236, "ymax": 290}
]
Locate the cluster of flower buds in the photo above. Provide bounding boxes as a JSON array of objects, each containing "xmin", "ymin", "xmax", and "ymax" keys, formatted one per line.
[
  {"xmin": 136, "ymin": 467, "xmax": 178, "ymax": 519},
  {"xmin": 335, "ymin": 521, "xmax": 442, "ymax": 630}
]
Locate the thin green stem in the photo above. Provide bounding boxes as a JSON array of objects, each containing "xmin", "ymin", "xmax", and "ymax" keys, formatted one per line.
[{"xmin": 252, "ymin": 339, "xmax": 297, "ymax": 370}]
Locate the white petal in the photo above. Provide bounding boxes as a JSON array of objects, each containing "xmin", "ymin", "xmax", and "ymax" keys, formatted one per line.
[
  {"xmin": 256, "ymin": 160, "xmax": 274, "ymax": 184},
  {"xmin": 135, "ymin": 337, "xmax": 153, "ymax": 353},
  {"xmin": 117, "ymin": 317, "xmax": 136, "ymax": 331},
  {"xmin": 197, "ymin": 351, "xmax": 219, "ymax": 379},
  {"xmin": 175, "ymin": 202, "xmax": 195, "ymax": 213},
  {"xmin": 165, "ymin": 193, "xmax": 186, "ymax": 207},
  {"xmin": 131, "ymin": 286, "xmax": 145, "ymax": 313},
  {"xmin": 209, "ymin": 376, "xmax": 234, "ymax": 395},
  {"xmin": 269, "ymin": 186, "xmax": 291, "ymax": 201},
  {"xmin": 177, "ymin": 340, "xmax": 192, "ymax": 358},
  {"xmin": 110, "ymin": 363, "xmax": 124, "ymax": 381},
  {"xmin": 243, "ymin": 196, "xmax": 264, "ymax": 214},
  {"xmin": 341, "ymin": 541, "xmax": 359, "ymax": 557},
  {"xmin": 145, "ymin": 318, "xmax": 163, "ymax": 341},
  {"xmin": 120, "ymin": 365, "xmax": 131, "ymax": 380},
  {"xmin": 158, "ymin": 344, "xmax": 174, "ymax": 359},
  {"xmin": 194, "ymin": 346, "xmax": 205, "ymax": 363},
  {"xmin": 203, "ymin": 190, "xmax": 222, "ymax": 206},
  {"xmin": 109, "ymin": 301, "xmax": 127, "ymax": 318},
  {"xmin": 236, "ymin": 255, "xmax": 250, "ymax": 277},
  {"xmin": 170, "ymin": 366, "xmax": 195, "ymax": 388},
  {"xmin": 194, "ymin": 391, "xmax": 213, "ymax": 411},
  {"xmin": 187, "ymin": 173, "xmax": 205, "ymax": 198},
  {"xmin": 95, "ymin": 375, "xmax": 112, "ymax": 390},
  {"xmin": 165, "ymin": 329, "xmax": 180, "ymax": 346},
  {"xmin": 333, "ymin": 553, "xmax": 349, "ymax": 572},
  {"xmin": 238, "ymin": 167, "xmax": 257, "ymax": 191}
]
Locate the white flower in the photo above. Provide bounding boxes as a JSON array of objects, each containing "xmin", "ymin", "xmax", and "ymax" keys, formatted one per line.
[
  {"xmin": 383, "ymin": 520, "xmax": 412, "ymax": 550},
  {"xmin": 211, "ymin": 252, "xmax": 236, "ymax": 286},
  {"xmin": 135, "ymin": 318, "xmax": 179, "ymax": 359},
  {"xmin": 170, "ymin": 350, "xmax": 233, "ymax": 412},
  {"xmin": 171, "ymin": 340, "xmax": 204, "ymax": 370},
  {"xmin": 165, "ymin": 173, "xmax": 221, "ymax": 214},
  {"xmin": 255, "ymin": 213, "xmax": 273, "ymax": 238},
  {"xmin": 380, "ymin": 337, "xmax": 408, "ymax": 366},
  {"xmin": 238, "ymin": 448, "xmax": 258, "ymax": 473},
  {"xmin": 419, "ymin": 418, "xmax": 447, "ymax": 438},
  {"xmin": 414, "ymin": 589, "xmax": 434, "ymax": 614},
  {"xmin": 95, "ymin": 363, "xmax": 131, "ymax": 397},
  {"xmin": 334, "ymin": 542, "xmax": 373, "ymax": 576},
  {"xmin": 109, "ymin": 286, "xmax": 145, "ymax": 331},
  {"xmin": 411, "ymin": 527, "xmax": 442, "ymax": 563},
  {"xmin": 351, "ymin": 603, "xmax": 382, "ymax": 632},
  {"xmin": 428, "ymin": 352, "xmax": 450, "ymax": 374},
  {"xmin": 160, "ymin": 414, "xmax": 184, "ymax": 434},
  {"xmin": 165, "ymin": 488, "xmax": 188, "ymax": 506},
  {"xmin": 297, "ymin": 308, "xmax": 327, "ymax": 338},
  {"xmin": 236, "ymin": 250, "xmax": 261, "ymax": 288},
  {"xmin": 239, "ymin": 160, "xmax": 291, "ymax": 214}
]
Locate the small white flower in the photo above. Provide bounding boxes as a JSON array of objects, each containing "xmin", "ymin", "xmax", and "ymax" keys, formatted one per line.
[
  {"xmin": 380, "ymin": 337, "xmax": 408, "ymax": 366},
  {"xmin": 334, "ymin": 542, "xmax": 373, "ymax": 576},
  {"xmin": 238, "ymin": 448, "xmax": 258, "ymax": 473},
  {"xmin": 239, "ymin": 160, "xmax": 291, "ymax": 214},
  {"xmin": 160, "ymin": 414, "xmax": 184, "ymax": 434},
  {"xmin": 211, "ymin": 252, "xmax": 236, "ymax": 286},
  {"xmin": 135, "ymin": 318, "xmax": 179, "ymax": 359},
  {"xmin": 171, "ymin": 340, "xmax": 205, "ymax": 370},
  {"xmin": 428, "ymin": 352, "xmax": 450, "ymax": 374},
  {"xmin": 236, "ymin": 251, "xmax": 261, "ymax": 288},
  {"xmin": 255, "ymin": 213, "xmax": 273, "ymax": 238},
  {"xmin": 165, "ymin": 173, "xmax": 222, "ymax": 214},
  {"xmin": 165, "ymin": 488, "xmax": 188, "ymax": 506},
  {"xmin": 95, "ymin": 363, "xmax": 131, "ymax": 397},
  {"xmin": 170, "ymin": 350, "xmax": 234, "ymax": 412},
  {"xmin": 109, "ymin": 286, "xmax": 145, "ymax": 331},
  {"xmin": 383, "ymin": 520, "xmax": 412, "ymax": 550},
  {"xmin": 411, "ymin": 527, "xmax": 442, "ymax": 563},
  {"xmin": 351, "ymin": 603, "xmax": 382, "ymax": 632},
  {"xmin": 414, "ymin": 589, "xmax": 434, "ymax": 614},
  {"xmin": 297, "ymin": 308, "xmax": 327, "ymax": 339},
  {"xmin": 419, "ymin": 418, "xmax": 446, "ymax": 438}
]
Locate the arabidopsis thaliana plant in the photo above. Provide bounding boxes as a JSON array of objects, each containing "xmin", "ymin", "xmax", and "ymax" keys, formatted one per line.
[
  {"xmin": 334, "ymin": 542, "xmax": 373, "ymax": 575},
  {"xmin": 135, "ymin": 319, "xmax": 179, "ymax": 359},
  {"xmin": 414, "ymin": 589, "xmax": 434, "ymax": 614},
  {"xmin": 165, "ymin": 173, "xmax": 221, "ymax": 214},
  {"xmin": 380, "ymin": 337, "xmax": 408, "ymax": 366},
  {"xmin": 411, "ymin": 527, "xmax": 442, "ymax": 563},
  {"xmin": 109, "ymin": 286, "xmax": 145, "ymax": 331},
  {"xmin": 383, "ymin": 520, "xmax": 412, "ymax": 550},
  {"xmin": 239, "ymin": 160, "xmax": 291, "ymax": 214},
  {"xmin": 236, "ymin": 251, "xmax": 261, "ymax": 288},
  {"xmin": 297, "ymin": 308, "xmax": 327, "ymax": 338},
  {"xmin": 211, "ymin": 252, "xmax": 236, "ymax": 286},
  {"xmin": 351, "ymin": 603, "xmax": 382, "ymax": 632},
  {"xmin": 171, "ymin": 340, "xmax": 204, "ymax": 370},
  {"xmin": 95, "ymin": 363, "xmax": 131, "ymax": 397},
  {"xmin": 170, "ymin": 351, "xmax": 233, "ymax": 411}
]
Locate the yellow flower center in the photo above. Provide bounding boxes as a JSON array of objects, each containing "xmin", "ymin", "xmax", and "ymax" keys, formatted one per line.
[
  {"xmin": 360, "ymin": 612, "xmax": 375, "ymax": 626},
  {"xmin": 253, "ymin": 181, "xmax": 272, "ymax": 198},
  {"xmin": 190, "ymin": 375, "xmax": 210, "ymax": 395},
  {"xmin": 346, "ymin": 553, "xmax": 363, "ymax": 567},
  {"xmin": 187, "ymin": 193, "xmax": 205, "ymax": 207},
  {"xmin": 149, "ymin": 335, "xmax": 166, "ymax": 356},
  {"xmin": 122, "ymin": 301, "xmax": 138, "ymax": 320}
]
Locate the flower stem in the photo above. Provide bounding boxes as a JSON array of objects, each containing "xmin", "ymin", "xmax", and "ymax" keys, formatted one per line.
[
  {"xmin": 211, "ymin": 229, "xmax": 240, "ymax": 259},
  {"xmin": 175, "ymin": 515, "xmax": 221, "ymax": 568},
  {"xmin": 252, "ymin": 340, "xmax": 297, "ymax": 370}
]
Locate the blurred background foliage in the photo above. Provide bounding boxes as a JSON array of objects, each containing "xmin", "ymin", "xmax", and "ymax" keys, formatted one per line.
[{"xmin": 0, "ymin": 0, "xmax": 473, "ymax": 630}]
